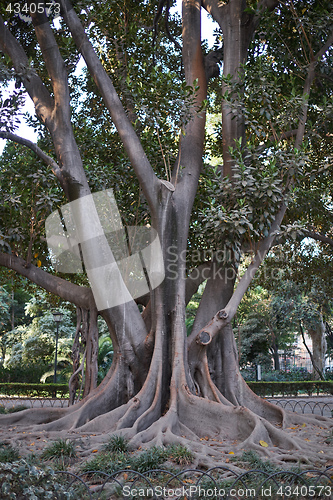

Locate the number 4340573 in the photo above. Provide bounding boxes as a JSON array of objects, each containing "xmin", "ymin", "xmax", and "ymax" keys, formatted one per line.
[{"xmin": 6, "ymin": 3, "xmax": 60, "ymax": 16}]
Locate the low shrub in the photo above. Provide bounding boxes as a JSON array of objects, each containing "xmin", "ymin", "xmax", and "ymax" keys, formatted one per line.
[
  {"xmin": 0, "ymin": 382, "xmax": 69, "ymax": 398},
  {"xmin": 241, "ymin": 368, "xmax": 313, "ymax": 382},
  {"xmin": 0, "ymin": 364, "xmax": 48, "ymax": 383},
  {"xmin": 248, "ymin": 380, "xmax": 333, "ymax": 397},
  {"xmin": 0, "ymin": 461, "xmax": 83, "ymax": 498}
]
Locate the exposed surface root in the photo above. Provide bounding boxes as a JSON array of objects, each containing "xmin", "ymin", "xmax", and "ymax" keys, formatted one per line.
[
  {"xmin": 0, "ymin": 377, "xmax": 332, "ymax": 468},
  {"xmin": 0, "ymin": 403, "xmax": 332, "ymax": 468}
]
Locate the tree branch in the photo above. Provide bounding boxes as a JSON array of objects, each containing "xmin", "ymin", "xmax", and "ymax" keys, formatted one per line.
[
  {"xmin": 255, "ymin": 129, "xmax": 298, "ymax": 155},
  {"xmin": 303, "ymin": 230, "xmax": 333, "ymax": 247},
  {"xmin": 189, "ymin": 9, "xmax": 333, "ymax": 350},
  {"xmin": 170, "ymin": 0, "xmax": 207, "ymax": 209},
  {"xmin": 0, "ymin": 252, "xmax": 94, "ymax": 310},
  {"xmin": 30, "ymin": 7, "xmax": 71, "ymax": 120},
  {"xmin": 0, "ymin": 14, "xmax": 53, "ymax": 124},
  {"xmin": 295, "ymin": 29, "xmax": 333, "ymax": 149},
  {"xmin": 0, "ymin": 11, "xmax": 89, "ymax": 202},
  {"xmin": 0, "ymin": 131, "xmax": 64, "ymax": 185},
  {"xmin": 58, "ymin": 0, "xmax": 160, "ymax": 213},
  {"xmin": 254, "ymin": 0, "xmax": 281, "ymax": 27},
  {"xmin": 191, "ymin": 202, "xmax": 287, "ymax": 347}
]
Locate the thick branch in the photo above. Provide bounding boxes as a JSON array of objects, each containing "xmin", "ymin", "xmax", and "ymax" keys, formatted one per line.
[
  {"xmin": 58, "ymin": 0, "xmax": 160, "ymax": 213},
  {"xmin": 302, "ymin": 230, "xmax": 333, "ymax": 248},
  {"xmin": 30, "ymin": 8, "xmax": 71, "ymax": 120},
  {"xmin": 253, "ymin": 0, "xmax": 280, "ymax": 26},
  {"xmin": 0, "ymin": 252, "xmax": 93, "ymax": 309},
  {"xmin": 171, "ymin": 0, "xmax": 207, "ymax": 204},
  {"xmin": 0, "ymin": 14, "xmax": 53, "ymax": 124},
  {"xmin": 0, "ymin": 131, "xmax": 63, "ymax": 184},
  {"xmin": 192, "ymin": 203, "xmax": 286, "ymax": 346}
]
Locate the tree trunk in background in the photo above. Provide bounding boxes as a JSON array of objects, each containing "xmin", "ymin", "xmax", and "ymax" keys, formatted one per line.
[{"xmin": 309, "ymin": 316, "xmax": 327, "ymax": 380}]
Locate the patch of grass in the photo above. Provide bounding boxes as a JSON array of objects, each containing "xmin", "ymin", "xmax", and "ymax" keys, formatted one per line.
[
  {"xmin": 103, "ymin": 434, "xmax": 129, "ymax": 453},
  {"xmin": 41, "ymin": 438, "xmax": 76, "ymax": 460},
  {"xmin": 25, "ymin": 453, "xmax": 39, "ymax": 466},
  {"xmin": 0, "ymin": 405, "xmax": 6, "ymax": 414},
  {"xmin": 0, "ymin": 442, "xmax": 20, "ymax": 463},
  {"xmin": 166, "ymin": 444, "xmax": 194, "ymax": 465},
  {"xmin": 230, "ymin": 450, "xmax": 278, "ymax": 473},
  {"xmin": 81, "ymin": 451, "xmax": 130, "ymax": 474},
  {"xmin": 131, "ymin": 446, "xmax": 169, "ymax": 472},
  {"xmin": 82, "ymin": 445, "xmax": 171, "ymax": 475}
]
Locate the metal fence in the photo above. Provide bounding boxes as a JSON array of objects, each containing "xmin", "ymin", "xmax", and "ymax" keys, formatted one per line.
[
  {"xmin": 1, "ymin": 397, "xmax": 332, "ymax": 416},
  {"xmin": 47, "ymin": 466, "xmax": 333, "ymax": 499},
  {"xmin": 267, "ymin": 399, "xmax": 333, "ymax": 417},
  {"xmin": 0, "ymin": 397, "xmax": 69, "ymax": 408}
]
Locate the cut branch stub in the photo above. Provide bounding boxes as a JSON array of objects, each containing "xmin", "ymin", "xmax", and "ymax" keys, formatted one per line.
[
  {"xmin": 197, "ymin": 330, "xmax": 211, "ymax": 345},
  {"xmin": 218, "ymin": 309, "xmax": 228, "ymax": 319}
]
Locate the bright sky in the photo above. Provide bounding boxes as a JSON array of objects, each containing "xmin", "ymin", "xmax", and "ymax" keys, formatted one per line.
[{"xmin": 0, "ymin": 4, "xmax": 217, "ymax": 155}]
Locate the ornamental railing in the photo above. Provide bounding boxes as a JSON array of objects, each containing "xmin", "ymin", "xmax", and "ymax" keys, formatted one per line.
[
  {"xmin": 0, "ymin": 462, "xmax": 332, "ymax": 498},
  {"xmin": 267, "ymin": 399, "xmax": 333, "ymax": 417},
  {"xmin": 49, "ymin": 465, "xmax": 333, "ymax": 499}
]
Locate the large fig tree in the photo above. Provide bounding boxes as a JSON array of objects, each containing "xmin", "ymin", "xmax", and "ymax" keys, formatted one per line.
[{"xmin": 0, "ymin": 0, "xmax": 333, "ymax": 465}]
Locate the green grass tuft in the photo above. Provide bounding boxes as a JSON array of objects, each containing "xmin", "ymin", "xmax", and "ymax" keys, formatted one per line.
[
  {"xmin": 166, "ymin": 444, "xmax": 194, "ymax": 465},
  {"xmin": 230, "ymin": 450, "xmax": 278, "ymax": 473},
  {"xmin": 41, "ymin": 439, "xmax": 76, "ymax": 460},
  {"xmin": 103, "ymin": 434, "xmax": 129, "ymax": 453},
  {"xmin": 82, "ymin": 445, "xmax": 171, "ymax": 475},
  {"xmin": 130, "ymin": 446, "xmax": 169, "ymax": 472},
  {"xmin": 0, "ymin": 442, "xmax": 20, "ymax": 463}
]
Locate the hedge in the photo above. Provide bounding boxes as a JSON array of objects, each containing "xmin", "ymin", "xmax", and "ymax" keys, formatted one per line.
[
  {"xmin": 1, "ymin": 381, "xmax": 332, "ymax": 399},
  {"xmin": 0, "ymin": 383, "xmax": 69, "ymax": 398},
  {"xmin": 248, "ymin": 381, "xmax": 333, "ymax": 398}
]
